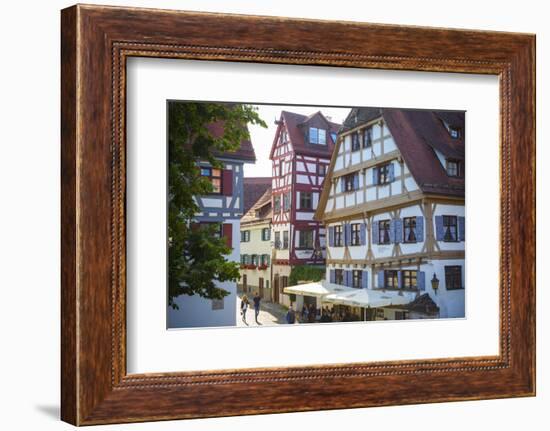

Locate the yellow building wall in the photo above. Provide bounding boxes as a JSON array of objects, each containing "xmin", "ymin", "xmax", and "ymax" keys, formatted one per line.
[{"xmin": 239, "ymin": 221, "xmax": 273, "ymax": 299}]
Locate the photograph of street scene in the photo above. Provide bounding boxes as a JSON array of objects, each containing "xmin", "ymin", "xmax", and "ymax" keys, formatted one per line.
[{"xmin": 167, "ymin": 101, "xmax": 465, "ymax": 329}]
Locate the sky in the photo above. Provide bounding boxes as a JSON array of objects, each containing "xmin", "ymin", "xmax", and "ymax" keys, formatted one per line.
[{"xmin": 243, "ymin": 104, "xmax": 352, "ymax": 178}]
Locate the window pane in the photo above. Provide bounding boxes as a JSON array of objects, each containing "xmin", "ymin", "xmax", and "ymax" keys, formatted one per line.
[
  {"xmin": 309, "ymin": 127, "xmax": 318, "ymax": 144},
  {"xmin": 318, "ymin": 129, "xmax": 326, "ymax": 144},
  {"xmin": 211, "ymin": 178, "xmax": 221, "ymax": 192},
  {"xmin": 200, "ymin": 167, "xmax": 211, "ymax": 176},
  {"xmin": 211, "ymin": 168, "xmax": 222, "ymax": 177}
]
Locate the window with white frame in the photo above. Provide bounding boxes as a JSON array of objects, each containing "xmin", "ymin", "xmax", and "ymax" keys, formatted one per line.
[{"xmin": 309, "ymin": 127, "xmax": 327, "ymax": 145}]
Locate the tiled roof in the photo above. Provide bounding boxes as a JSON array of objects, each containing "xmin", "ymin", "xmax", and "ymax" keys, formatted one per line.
[
  {"xmin": 341, "ymin": 107, "xmax": 383, "ymax": 132},
  {"xmin": 242, "ymin": 177, "xmax": 272, "ymax": 214},
  {"xmin": 343, "ymin": 107, "xmax": 465, "ymax": 197},
  {"xmin": 241, "ymin": 187, "xmax": 272, "ymax": 225},
  {"xmin": 272, "ymin": 110, "xmax": 341, "ymax": 158},
  {"xmin": 314, "ymin": 107, "xmax": 465, "ymax": 221},
  {"xmin": 382, "ymin": 109, "xmax": 465, "ymax": 197},
  {"xmin": 207, "ymin": 120, "xmax": 256, "ymax": 162}
]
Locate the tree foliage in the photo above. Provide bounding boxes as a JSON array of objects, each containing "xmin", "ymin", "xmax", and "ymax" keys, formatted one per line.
[
  {"xmin": 168, "ymin": 102, "xmax": 266, "ymax": 309},
  {"xmin": 288, "ymin": 265, "xmax": 326, "ymax": 287}
]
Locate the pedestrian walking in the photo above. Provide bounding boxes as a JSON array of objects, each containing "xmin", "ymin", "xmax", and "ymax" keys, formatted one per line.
[
  {"xmin": 286, "ymin": 307, "xmax": 296, "ymax": 324},
  {"xmin": 253, "ymin": 292, "xmax": 261, "ymax": 324},
  {"xmin": 241, "ymin": 294, "xmax": 250, "ymax": 325}
]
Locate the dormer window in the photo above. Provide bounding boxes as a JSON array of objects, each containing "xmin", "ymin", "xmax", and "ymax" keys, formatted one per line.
[
  {"xmin": 331, "ymin": 132, "xmax": 337, "ymax": 143},
  {"xmin": 446, "ymin": 159, "xmax": 461, "ymax": 177},
  {"xmin": 449, "ymin": 126, "xmax": 461, "ymax": 139},
  {"xmin": 309, "ymin": 127, "xmax": 326, "ymax": 145}
]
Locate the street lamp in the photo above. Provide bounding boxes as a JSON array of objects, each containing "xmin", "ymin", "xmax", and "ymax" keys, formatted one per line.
[{"xmin": 431, "ymin": 273, "xmax": 440, "ymax": 294}]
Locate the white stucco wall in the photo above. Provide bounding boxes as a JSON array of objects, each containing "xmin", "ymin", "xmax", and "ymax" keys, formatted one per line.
[
  {"xmin": 325, "ymin": 258, "xmax": 465, "ymax": 320},
  {"xmin": 168, "ymin": 220, "xmax": 240, "ymax": 328}
]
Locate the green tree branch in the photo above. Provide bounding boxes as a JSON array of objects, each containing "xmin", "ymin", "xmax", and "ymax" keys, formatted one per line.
[{"xmin": 168, "ymin": 102, "xmax": 266, "ymax": 309}]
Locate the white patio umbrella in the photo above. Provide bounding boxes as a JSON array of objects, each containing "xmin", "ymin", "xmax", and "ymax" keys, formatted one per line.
[{"xmin": 323, "ymin": 288, "xmax": 417, "ymax": 308}]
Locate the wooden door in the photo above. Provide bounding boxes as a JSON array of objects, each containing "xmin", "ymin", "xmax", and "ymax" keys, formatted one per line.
[{"xmin": 243, "ymin": 274, "xmax": 247, "ymax": 292}]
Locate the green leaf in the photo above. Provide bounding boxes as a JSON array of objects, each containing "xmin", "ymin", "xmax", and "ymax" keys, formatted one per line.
[{"xmin": 168, "ymin": 102, "xmax": 266, "ymax": 309}]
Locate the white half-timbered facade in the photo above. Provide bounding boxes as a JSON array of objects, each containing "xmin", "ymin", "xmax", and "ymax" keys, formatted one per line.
[
  {"xmin": 316, "ymin": 108, "xmax": 466, "ymax": 319},
  {"xmin": 269, "ymin": 111, "xmax": 340, "ymax": 305}
]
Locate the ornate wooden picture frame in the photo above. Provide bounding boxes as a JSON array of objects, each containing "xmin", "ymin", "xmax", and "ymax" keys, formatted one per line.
[{"xmin": 61, "ymin": 4, "xmax": 535, "ymax": 425}]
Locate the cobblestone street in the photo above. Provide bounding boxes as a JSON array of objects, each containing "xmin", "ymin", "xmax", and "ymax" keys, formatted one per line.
[{"xmin": 236, "ymin": 292, "xmax": 292, "ymax": 326}]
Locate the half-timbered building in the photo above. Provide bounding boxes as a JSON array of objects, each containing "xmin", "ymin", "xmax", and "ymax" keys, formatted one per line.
[
  {"xmin": 168, "ymin": 121, "xmax": 256, "ymax": 328},
  {"xmin": 315, "ymin": 108, "xmax": 465, "ymax": 319},
  {"xmin": 269, "ymin": 110, "xmax": 340, "ymax": 305},
  {"xmin": 239, "ymin": 187, "xmax": 273, "ymax": 301}
]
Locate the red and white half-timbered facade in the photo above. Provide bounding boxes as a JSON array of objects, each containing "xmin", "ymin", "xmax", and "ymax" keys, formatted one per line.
[{"xmin": 269, "ymin": 111, "xmax": 340, "ymax": 304}]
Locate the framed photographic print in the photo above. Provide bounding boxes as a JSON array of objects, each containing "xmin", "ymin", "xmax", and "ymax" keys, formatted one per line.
[{"xmin": 61, "ymin": 4, "xmax": 535, "ymax": 425}]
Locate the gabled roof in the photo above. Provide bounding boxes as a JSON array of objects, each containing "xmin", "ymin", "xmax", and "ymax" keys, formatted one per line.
[
  {"xmin": 269, "ymin": 110, "xmax": 341, "ymax": 159},
  {"xmin": 382, "ymin": 109, "xmax": 465, "ymax": 196},
  {"xmin": 242, "ymin": 177, "xmax": 272, "ymax": 214},
  {"xmin": 241, "ymin": 187, "xmax": 272, "ymax": 225},
  {"xmin": 315, "ymin": 107, "xmax": 465, "ymax": 220},
  {"xmin": 207, "ymin": 120, "xmax": 256, "ymax": 162},
  {"xmin": 340, "ymin": 107, "xmax": 383, "ymax": 133}
]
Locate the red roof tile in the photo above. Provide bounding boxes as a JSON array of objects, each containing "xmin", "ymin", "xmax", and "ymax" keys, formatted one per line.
[
  {"xmin": 382, "ymin": 109, "xmax": 465, "ymax": 197},
  {"xmin": 270, "ymin": 111, "xmax": 341, "ymax": 159},
  {"xmin": 242, "ymin": 177, "xmax": 271, "ymax": 214},
  {"xmin": 206, "ymin": 120, "xmax": 256, "ymax": 162}
]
